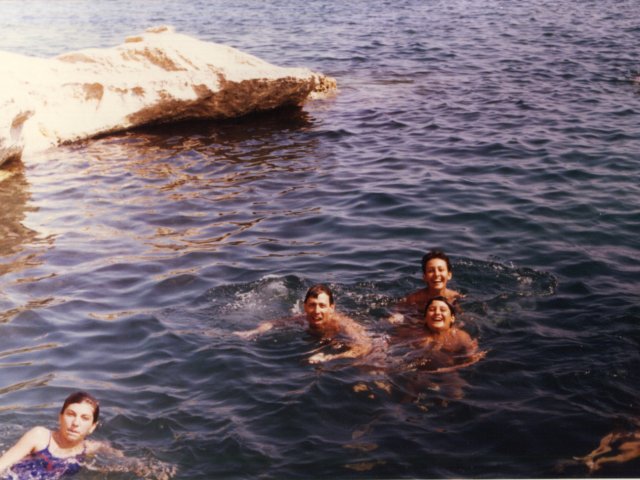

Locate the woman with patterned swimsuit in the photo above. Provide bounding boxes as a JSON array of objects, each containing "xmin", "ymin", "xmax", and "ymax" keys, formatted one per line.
[
  {"xmin": 5, "ymin": 431, "xmax": 86, "ymax": 479},
  {"xmin": 0, "ymin": 392, "xmax": 101, "ymax": 479}
]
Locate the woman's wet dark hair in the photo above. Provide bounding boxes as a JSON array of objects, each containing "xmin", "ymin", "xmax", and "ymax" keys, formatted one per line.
[
  {"xmin": 424, "ymin": 296, "xmax": 456, "ymax": 318},
  {"xmin": 61, "ymin": 391, "xmax": 100, "ymax": 424},
  {"xmin": 421, "ymin": 250, "xmax": 453, "ymax": 274},
  {"xmin": 304, "ymin": 284, "xmax": 334, "ymax": 305}
]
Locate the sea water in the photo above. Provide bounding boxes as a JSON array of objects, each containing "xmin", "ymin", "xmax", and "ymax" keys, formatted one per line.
[{"xmin": 0, "ymin": 0, "xmax": 639, "ymax": 478}]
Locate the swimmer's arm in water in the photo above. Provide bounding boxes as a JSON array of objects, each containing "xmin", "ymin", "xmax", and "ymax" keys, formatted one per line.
[
  {"xmin": 233, "ymin": 321, "xmax": 275, "ymax": 339},
  {"xmin": 429, "ymin": 330, "xmax": 484, "ymax": 373},
  {"xmin": 585, "ymin": 446, "xmax": 640, "ymax": 472},
  {"xmin": 574, "ymin": 432, "xmax": 616, "ymax": 463},
  {"xmin": 86, "ymin": 439, "xmax": 124, "ymax": 457},
  {"xmin": 87, "ymin": 441, "xmax": 177, "ymax": 480},
  {"xmin": 387, "ymin": 311, "xmax": 407, "ymax": 324},
  {"xmin": 571, "ymin": 432, "xmax": 617, "ymax": 472},
  {"xmin": 308, "ymin": 316, "xmax": 372, "ymax": 364},
  {"xmin": 430, "ymin": 350, "xmax": 486, "ymax": 373},
  {"xmin": 0, "ymin": 426, "xmax": 48, "ymax": 473},
  {"xmin": 233, "ymin": 316, "xmax": 304, "ymax": 339},
  {"xmin": 572, "ymin": 431, "xmax": 640, "ymax": 472},
  {"xmin": 457, "ymin": 329, "xmax": 477, "ymax": 353},
  {"xmin": 387, "ymin": 293, "xmax": 422, "ymax": 324},
  {"xmin": 455, "ymin": 329, "xmax": 483, "ymax": 362}
]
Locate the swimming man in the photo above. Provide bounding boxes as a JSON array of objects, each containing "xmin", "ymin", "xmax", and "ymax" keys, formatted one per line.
[{"xmin": 234, "ymin": 284, "xmax": 372, "ymax": 364}]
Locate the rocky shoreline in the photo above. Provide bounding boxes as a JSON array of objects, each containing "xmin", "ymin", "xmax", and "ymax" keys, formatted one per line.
[{"xmin": 0, "ymin": 26, "xmax": 336, "ymax": 167}]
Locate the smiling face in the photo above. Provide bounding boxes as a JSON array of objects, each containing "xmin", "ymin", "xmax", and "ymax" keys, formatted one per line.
[
  {"xmin": 425, "ymin": 299, "xmax": 455, "ymax": 333},
  {"xmin": 423, "ymin": 258, "xmax": 452, "ymax": 292},
  {"xmin": 58, "ymin": 401, "xmax": 97, "ymax": 443},
  {"xmin": 304, "ymin": 292, "xmax": 335, "ymax": 332}
]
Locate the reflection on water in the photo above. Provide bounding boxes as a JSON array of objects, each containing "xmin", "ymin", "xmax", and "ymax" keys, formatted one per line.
[
  {"xmin": 66, "ymin": 107, "xmax": 321, "ymax": 259},
  {"xmin": 0, "ymin": 158, "xmax": 55, "ymax": 331},
  {"xmin": 0, "ymin": 158, "xmax": 39, "ymax": 272}
]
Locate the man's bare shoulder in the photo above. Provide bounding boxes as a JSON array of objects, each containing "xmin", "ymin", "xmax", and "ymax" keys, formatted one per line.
[
  {"xmin": 446, "ymin": 288, "xmax": 463, "ymax": 302},
  {"xmin": 401, "ymin": 288, "xmax": 428, "ymax": 305},
  {"xmin": 334, "ymin": 311, "xmax": 356, "ymax": 322},
  {"xmin": 284, "ymin": 314, "xmax": 306, "ymax": 326},
  {"xmin": 334, "ymin": 312, "xmax": 365, "ymax": 331},
  {"xmin": 451, "ymin": 327, "xmax": 471, "ymax": 341},
  {"xmin": 449, "ymin": 327, "xmax": 477, "ymax": 352}
]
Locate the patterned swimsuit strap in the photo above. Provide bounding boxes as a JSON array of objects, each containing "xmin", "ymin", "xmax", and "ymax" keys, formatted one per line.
[{"xmin": 49, "ymin": 430, "xmax": 86, "ymax": 459}]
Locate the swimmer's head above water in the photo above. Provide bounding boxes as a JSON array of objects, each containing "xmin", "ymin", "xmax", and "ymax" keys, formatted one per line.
[
  {"xmin": 0, "ymin": 390, "xmax": 103, "ymax": 478},
  {"xmin": 61, "ymin": 390, "xmax": 100, "ymax": 425},
  {"xmin": 304, "ymin": 284, "xmax": 334, "ymax": 305},
  {"xmin": 393, "ymin": 250, "xmax": 461, "ymax": 315},
  {"xmin": 303, "ymin": 284, "xmax": 336, "ymax": 332},
  {"xmin": 424, "ymin": 296, "xmax": 456, "ymax": 333},
  {"xmin": 421, "ymin": 250, "xmax": 452, "ymax": 275},
  {"xmin": 421, "ymin": 250, "xmax": 453, "ymax": 293}
]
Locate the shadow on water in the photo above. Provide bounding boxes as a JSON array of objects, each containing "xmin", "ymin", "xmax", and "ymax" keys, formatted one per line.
[
  {"xmin": 0, "ymin": 158, "xmax": 41, "ymax": 275},
  {"xmin": 0, "ymin": 158, "xmax": 57, "ymax": 330},
  {"xmin": 79, "ymin": 105, "xmax": 319, "ymax": 198},
  {"xmin": 46, "ymin": 105, "xmax": 327, "ymax": 264},
  {"xmin": 126, "ymin": 105, "xmax": 316, "ymax": 140},
  {"xmin": 90, "ymin": 105, "xmax": 317, "ymax": 162}
]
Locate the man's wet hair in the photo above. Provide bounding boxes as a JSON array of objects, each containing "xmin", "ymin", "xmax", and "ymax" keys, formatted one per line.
[
  {"xmin": 424, "ymin": 295, "xmax": 456, "ymax": 318},
  {"xmin": 421, "ymin": 250, "xmax": 452, "ymax": 274},
  {"xmin": 304, "ymin": 284, "xmax": 334, "ymax": 305}
]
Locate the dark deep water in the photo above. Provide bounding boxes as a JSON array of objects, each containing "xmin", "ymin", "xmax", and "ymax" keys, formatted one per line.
[{"xmin": 1, "ymin": 1, "xmax": 639, "ymax": 478}]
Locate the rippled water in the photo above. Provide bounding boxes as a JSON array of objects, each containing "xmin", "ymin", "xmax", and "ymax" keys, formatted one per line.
[{"xmin": 1, "ymin": 1, "xmax": 639, "ymax": 478}]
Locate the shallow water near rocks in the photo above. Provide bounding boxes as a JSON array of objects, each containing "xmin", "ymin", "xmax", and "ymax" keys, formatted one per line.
[{"xmin": 1, "ymin": 1, "xmax": 639, "ymax": 478}]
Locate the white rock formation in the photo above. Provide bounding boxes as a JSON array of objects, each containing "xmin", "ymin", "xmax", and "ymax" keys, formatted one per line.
[{"xmin": 0, "ymin": 25, "xmax": 336, "ymax": 166}]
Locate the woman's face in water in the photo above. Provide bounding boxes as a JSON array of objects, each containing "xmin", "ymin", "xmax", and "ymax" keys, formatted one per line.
[
  {"xmin": 59, "ymin": 401, "xmax": 97, "ymax": 443},
  {"xmin": 425, "ymin": 300, "xmax": 454, "ymax": 333}
]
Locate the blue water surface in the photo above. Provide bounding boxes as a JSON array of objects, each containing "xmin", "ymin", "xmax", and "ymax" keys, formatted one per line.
[{"xmin": 0, "ymin": 1, "xmax": 639, "ymax": 478}]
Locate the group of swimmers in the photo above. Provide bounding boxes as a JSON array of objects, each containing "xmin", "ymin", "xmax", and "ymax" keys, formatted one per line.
[
  {"xmin": 0, "ymin": 250, "xmax": 468, "ymax": 479},
  {"xmin": 1, "ymin": 250, "xmax": 636, "ymax": 478},
  {"xmin": 235, "ymin": 249, "xmax": 479, "ymax": 371}
]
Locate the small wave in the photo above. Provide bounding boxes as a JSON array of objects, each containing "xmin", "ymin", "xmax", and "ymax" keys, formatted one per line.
[
  {"xmin": 455, "ymin": 257, "xmax": 558, "ymax": 311},
  {"xmin": 0, "ymin": 373, "xmax": 55, "ymax": 396},
  {"xmin": 0, "ymin": 343, "xmax": 59, "ymax": 360},
  {"xmin": 201, "ymin": 275, "xmax": 309, "ymax": 329}
]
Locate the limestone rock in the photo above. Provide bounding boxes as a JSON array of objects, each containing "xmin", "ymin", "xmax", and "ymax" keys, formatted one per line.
[{"xmin": 0, "ymin": 26, "xmax": 337, "ymax": 166}]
